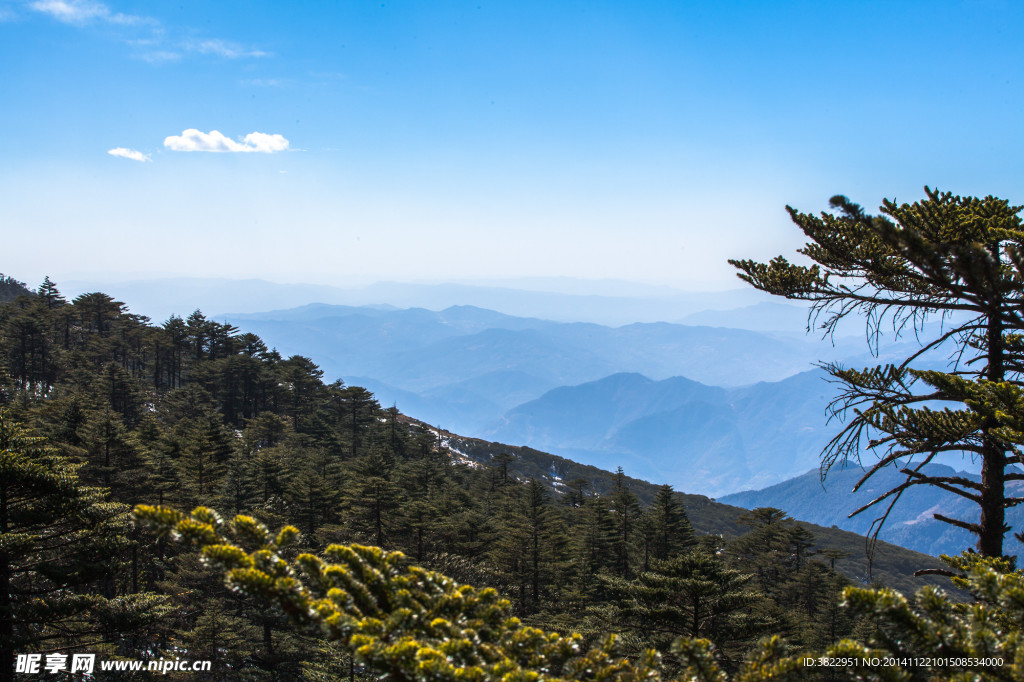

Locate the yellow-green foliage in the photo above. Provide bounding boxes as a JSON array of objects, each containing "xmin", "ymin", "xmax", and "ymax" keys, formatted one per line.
[
  {"xmin": 134, "ymin": 506, "xmax": 1021, "ymax": 681},
  {"xmin": 135, "ymin": 505, "xmax": 661, "ymax": 680}
]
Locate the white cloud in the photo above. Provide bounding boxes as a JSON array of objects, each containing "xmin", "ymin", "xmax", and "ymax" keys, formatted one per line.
[
  {"xmin": 29, "ymin": 2, "xmax": 264, "ymax": 61},
  {"xmin": 163, "ymin": 129, "xmax": 290, "ymax": 153},
  {"xmin": 29, "ymin": 0, "xmax": 145, "ymax": 25},
  {"xmin": 186, "ymin": 38, "xmax": 267, "ymax": 59},
  {"xmin": 107, "ymin": 147, "xmax": 151, "ymax": 162}
]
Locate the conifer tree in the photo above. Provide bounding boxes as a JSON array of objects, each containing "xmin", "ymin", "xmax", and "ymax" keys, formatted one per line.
[
  {"xmin": 488, "ymin": 483, "xmax": 535, "ymax": 612},
  {"xmin": 251, "ymin": 446, "xmax": 289, "ymax": 509},
  {"xmin": 603, "ymin": 551, "xmax": 773, "ymax": 673},
  {"xmin": 287, "ymin": 447, "xmax": 344, "ymax": 538},
  {"xmin": 0, "ymin": 298, "xmax": 55, "ymax": 393},
  {"xmin": 161, "ymin": 315, "xmax": 189, "ymax": 388},
  {"xmin": 610, "ymin": 467, "xmax": 641, "ymax": 576},
  {"xmin": 338, "ymin": 385, "xmax": 378, "ymax": 458},
  {"xmin": 220, "ymin": 448, "xmax": 257, "ymax": 516},
  {"xmin": 730, "ymin": 508, "xmax": 810, "ymax": 598},
  {"xmin": 279, "ymin": 355, "xmax": 326, "ymax": 432},
  {"xmin": 574, "ymin": 494, "xmax": 616, "ymax": 591},
  {"xmin": 565, "ymin": 477, "xmax": 589, "ymax": 508},
  {"xmin": 490, "ymin": 477, "xmax": 565, "ymax": 614},
  {"xmin": 35, "ymin": 276, "xmax": 65, "ymax": 309},
  {"xmin": 80, "ymin": 404, "xmax": 141, "ymax": 490},
  {"xmin": 650, "ymin": 484, "xmax": 697, "ymax": 561},
  {"xmin": 781, "ymin": 560, "xmax": 851, "ymax": 650},
  {"xmin": 72, "ymin": 292, "xmax": 126, "ymax": 338},
  {"xmin": 175, "ymin": 415, "xmax": 231, "ymax": 504},
  {"xmin": 349, "ymin": 448, "xmax": 400, "ymax": 547},
  {"xmin": 489, "ymin": 452, "xmax": 516, "ymax": 488},
  {"xmin": 0, "ymin": 410, "xmax": 168, "ymax": 682},
  {"xmin": 731, "ymin": 188, "xmax": 1024, "ymax": 557},
  {"xmin": 181, "ymin": 608, "xmax": 252, "ymax": 673},
  {"xmin": 301, "ymin": 640, "xmax": 365, "ymax": 681},
  {"xmin": 185, "ymin": 310, "xmax": 210, "ymax": 362},
  {"xmin": 401, "ymin": 498, "xmax": 435, "ymax": 562}
]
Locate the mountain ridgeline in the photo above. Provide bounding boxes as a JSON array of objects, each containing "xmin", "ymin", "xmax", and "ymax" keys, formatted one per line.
[
  {"xmin": 484, "ymin": 369, "xmax": 836, "ymax": 497},
  {"xmin": 0, "ymin": 278, "xmax": 962, "ymax": 679},
  {"xmin": 218, "ymin": 301, "xmax": 956, "ymax": 497}
]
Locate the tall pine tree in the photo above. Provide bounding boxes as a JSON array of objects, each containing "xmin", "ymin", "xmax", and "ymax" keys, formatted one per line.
[{"xmin": 731, "ymin": 188, "xmax": 1024, "ymax": 556}]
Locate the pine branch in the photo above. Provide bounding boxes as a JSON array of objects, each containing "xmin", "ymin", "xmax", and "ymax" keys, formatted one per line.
[{"xmin": 932, "ymin": 514, "xmax": 981, "ymax": 534}]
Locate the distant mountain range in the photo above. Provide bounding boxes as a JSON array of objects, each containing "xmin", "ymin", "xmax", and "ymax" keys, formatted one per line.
[
  {"xmin": 61, "ymin": 276, "xmax": 780, "ymax": 326},
  {"xmin": 221, "ymin": 302, "xmax": 828, "ymax": 391},
  {"xmin": 719, "ymin": 463, "xmax": 1024, "ymax": 557},
  {"xmin": 209, "ymin": 301, "xmax": 963, "ymax": 497}
]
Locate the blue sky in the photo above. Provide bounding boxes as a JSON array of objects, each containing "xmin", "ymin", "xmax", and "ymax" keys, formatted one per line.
[{"xmin": 3, "ymin": 0, "xmax": 1023, "ymax": 290}]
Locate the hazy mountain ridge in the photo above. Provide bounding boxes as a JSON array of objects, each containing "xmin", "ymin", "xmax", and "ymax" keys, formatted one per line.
[
  {"xmin": 485, "ymin": 369, "xmax": 837, "ymax": 497},
  {"xmin": 62, "ymin": 277, "xmax": 777, "ymax": 326},
  {"xmin": 719, "ymin": 464, "xmax": 1024, "ymax": 556},
  {"xmin": 214, "ymin": 303, "xmax": 848, "ymax": 435},
  {"xmin": 222, "ymin": 304, "xmax": 826, "ymax": 387}
]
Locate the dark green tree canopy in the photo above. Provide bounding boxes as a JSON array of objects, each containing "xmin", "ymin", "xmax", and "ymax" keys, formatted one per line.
[
  {"xmin": 0, "ymin": 275, "xmax": 32, "ymax": 304},
  {"xmin": 0, "ymin": 410, "xmax": 169, "ymax": 682}
]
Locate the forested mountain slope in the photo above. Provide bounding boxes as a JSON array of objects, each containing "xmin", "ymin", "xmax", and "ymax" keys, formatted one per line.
[
  {"xmin": 0, "ymin": 274, "xmax": 33, "ymax": 303},
  {"xmin": 430, "ymin": 426, "xmax": 960, "ymax": 596}
]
